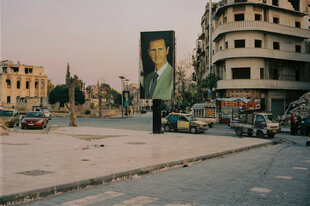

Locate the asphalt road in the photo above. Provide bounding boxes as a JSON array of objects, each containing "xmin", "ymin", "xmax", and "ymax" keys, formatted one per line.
[{"xmin": 49, "ymin": 112, "xmax": 153, "ymax": 131}]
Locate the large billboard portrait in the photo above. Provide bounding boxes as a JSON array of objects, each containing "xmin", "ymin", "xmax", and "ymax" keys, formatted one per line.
[{"xmin": 140, "ymin": 30, "xmax": 175, "ymax": 100}]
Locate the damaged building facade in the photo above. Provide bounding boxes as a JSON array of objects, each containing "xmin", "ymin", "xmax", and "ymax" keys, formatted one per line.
[
  {"xmin": 0, "ymin": 60, "xmax": 48, "ymax": 109},
  {"xmin": 193, "ymin": 0, "xmax": 310, "ymax": 116}
]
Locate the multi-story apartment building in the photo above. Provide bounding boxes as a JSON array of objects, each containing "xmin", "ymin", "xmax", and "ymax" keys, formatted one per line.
[
  {"xmin": 0, "ymin": 60, "xmax": 48, "ymax": 108},
  {"xmin": 194, "ymin": 0, "xmax": 310, "ymax": 116}
]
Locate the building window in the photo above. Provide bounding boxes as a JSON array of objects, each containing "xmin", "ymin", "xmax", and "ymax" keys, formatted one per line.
[
  {"xmin": 273, "ymin": 69, "xmax": 279, "ymax": 80},
  {"xmin": 7, "ymin": 96, "xmax": 11, "ymax": 104},
  {"xmin": 225, "ymin": 41, "xmax": 228, "ymax": 49},
  {"xmin": 255, "ymin": 14, "xmax": 261, "ymax": 21},
  {"xmin": 25, "ymin": 68, "xmax": 28, "ymax": 74},
  {"xmin": 41, "ymin": 82, "xmax": 45, "ymax": 89},
  {"xmin": 35, "ymin": 81, "xmax": 39, "ymax": 89},
  {"xmin": 2, "ymin": 67, "xmax": 7, "ymax": 73},
  {"xmin": 260, "ymin": 68, "xmax": 264, "ymax": 79},
  {"xmin": 255, "ymin": 40, "xmax": 262, "ymax": 48},
  {"xmin": 296, "ymin": 70, "xmax": 300, "ymax": 81},
  {"xmin": 273, "ymin": 42, "xmax": 280, "ymax": 50},
  {"xmin": 26, "ymin": 81, "xmax": 30, "ymax": 89},
  {"xmin": 220, "ymin": 46, "xmax": 222, "ymax": 51},
  {"xmin": 234, "ymin": 14, "xmax": 244, "ymax": 21},
  {"xmin": 29, "ymin": 68, "xmax": 33, "ymax": 73},
  {"xmin": 232, "ymin": 68, "xmax": 250, "ymax": 79},
  {"xmin": 234, "ymin": 39, "xmax": 245, "ymax": 48},
  {"xmin": 273, "ymin": 17, "xmax": 279, "ymax": 24},
  {"xmin": 12, "ymin": 67, "xmax": 19, "ymax": 72},
  {"xmin": 295, "ymin": 45, "xmax": 301, "ymax": 53},
  {"xmin": 272, "ymin": 0, "xmax": 278, "ymax": 6},
  {"xmin": 6, "ymin": 79, "xmax": 11, "ymax": 88},
  {"xmin": 295, "ymin": 21, "xmax": 301, "ymax": 28},
  {"xmin": 17, "ymin": 80, "xmax": 21, "ymax": 89}
]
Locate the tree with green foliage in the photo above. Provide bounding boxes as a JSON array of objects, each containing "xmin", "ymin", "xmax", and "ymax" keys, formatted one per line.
[
  {"xmin": 111, "ymin": 90, "xmax": 122, "ymax": 107},
  {"xmin": 175, "ymin": 55, "xmax": 198, "ymax": 110},
  {"xmin": 47, "ymin": 79, "xmax": 55, "ymax": 97},
  {"xmin": 201, "ymin": 73, "xmax": 219, "ymax": 99},
  {"xmin": 48, "ymin": 85, "xmax": 85, "ymax": 109}
]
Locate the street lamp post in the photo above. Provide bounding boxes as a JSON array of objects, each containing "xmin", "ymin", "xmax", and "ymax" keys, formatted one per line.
[
  {"xmin": 119, "ymin": 75, "xmax": 125, "ymax": 117},
  {"xmin": 124, "ymin": 78, "xmax": 129, "ymax": 116}
]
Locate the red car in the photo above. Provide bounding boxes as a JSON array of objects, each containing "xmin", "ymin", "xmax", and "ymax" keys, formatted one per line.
[{"xmin": 21, "ymin": 112, "xmax": 48, "ymax": 129}]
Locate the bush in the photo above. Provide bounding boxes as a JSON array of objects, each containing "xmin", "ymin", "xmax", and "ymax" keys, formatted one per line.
[{"xmin": 85, "ymin": 110, "xmax": 91, "ymax": 115}]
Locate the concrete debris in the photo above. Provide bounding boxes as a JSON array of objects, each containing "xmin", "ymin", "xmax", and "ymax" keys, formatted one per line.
[{"xmin": 280, "ymin": 92, "xmax": 310, "ymax": 127}]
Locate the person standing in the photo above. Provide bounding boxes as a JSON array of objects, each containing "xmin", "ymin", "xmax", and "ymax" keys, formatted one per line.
[{"xmin": 290, "ymin": 113, "xmax": 296, "ymax": 135}]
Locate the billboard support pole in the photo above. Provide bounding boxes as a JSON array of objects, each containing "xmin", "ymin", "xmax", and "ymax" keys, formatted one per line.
[{"xmin": 152, "ymin": 99, "xmax": 162, "ymax": 134}]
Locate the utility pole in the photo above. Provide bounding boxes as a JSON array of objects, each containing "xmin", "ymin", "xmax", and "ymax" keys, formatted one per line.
[{"xmin": 209, "ymin": 0, "xmax": 212, "ymax": 75}]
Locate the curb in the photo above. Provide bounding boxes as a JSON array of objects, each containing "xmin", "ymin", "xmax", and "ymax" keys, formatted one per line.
[{"xmin": 0, "ymin": 140, "xmax": 276, "ymax": 206}]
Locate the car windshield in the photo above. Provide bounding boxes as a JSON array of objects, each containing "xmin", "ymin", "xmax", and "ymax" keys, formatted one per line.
[
  {"xmin": 186, "ymin": 115, "xmax": 197, "ymax": 121},
  {"xmin": 266, "ymin": 115, "xmax": 278, "ymax": 123},
  {"xmin": 0, "ymin": 110, "xmax": 14, "ymax": 117},
  {"xmin": 26, "ymin": 112, "xmax": 44, "ymax": 118}
]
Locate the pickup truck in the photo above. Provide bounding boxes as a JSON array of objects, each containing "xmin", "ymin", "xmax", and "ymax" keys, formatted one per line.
[{"xmin": 230, "ymin": 112, "xmax": 279, "ymax": 138}]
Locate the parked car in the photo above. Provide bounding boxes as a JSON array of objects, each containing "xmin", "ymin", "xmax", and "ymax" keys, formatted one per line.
[
  {"xmin": 297, "ymin": 118, "xmax": 310, "ymax": 136},
  {"xmin": 42, "ymin": 109, "xmax": 52, "ymax": 120},
  {"xmin": 0, "ymin": 109, "xmax": 19, "ymax": 128},
  {"xmin": 21, "ymin": 111, "xmax": 48, "ymax": 129},
  {"xmin": 161, "ymin": 113, "xmax": 208, "ymax": 134}
]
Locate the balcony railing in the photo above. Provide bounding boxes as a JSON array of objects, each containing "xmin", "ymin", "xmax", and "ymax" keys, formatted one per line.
[
  {"xmin": 212, "ymin": 21, "xmax": 310, "ymax": 41},
  {"xmin": 217, "ymin": 79, "xmax": 310, "ymax": 90},
  {"xmin": 212, "ymin": 48, "xmax": 310, "ymax": 63}
]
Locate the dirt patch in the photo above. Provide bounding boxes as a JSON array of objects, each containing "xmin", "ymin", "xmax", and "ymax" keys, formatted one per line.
[
  {"xmin": 54, "ymin": 133, "xmax": 127, "ymax": 141},
  {"xmin": 126, "ymin": 141, "xmax": 146, "ymax": 145}
]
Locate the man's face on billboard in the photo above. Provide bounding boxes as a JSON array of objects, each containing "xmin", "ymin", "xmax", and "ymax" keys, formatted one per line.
[{"xmin": 148, "ymin": 39, "xmax": 169, "ymax": 70}]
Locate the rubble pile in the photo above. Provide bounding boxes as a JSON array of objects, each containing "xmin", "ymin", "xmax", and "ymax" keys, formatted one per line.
[{"xmin": 280, "ymin": 92, "xmax": 310, "ymax": 127}]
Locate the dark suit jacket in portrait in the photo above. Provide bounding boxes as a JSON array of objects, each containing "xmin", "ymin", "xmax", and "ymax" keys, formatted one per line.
[{"xmin": 144, "ymin": 63, "xmax": 173, "ymax": 100}]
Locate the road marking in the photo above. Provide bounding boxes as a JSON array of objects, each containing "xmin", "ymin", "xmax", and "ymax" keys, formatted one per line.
[
  {"xmin": 114, "ymin": 195, "xmax": 159, "ymax": 206},
  {"xmin": 56, "ymin": 191, "xmax": 125, "ymax": 206},
  {"xmin": 275, "ymin": 176, "xmax": 293, "ymax": 180},
  {"xmin": 305, "ymin": 160, "xmax": 310, "ymax": 163},
  {"xmin": 293, "ymin": 167, "xmax": 308, "ymax": 170},
  {"xmin": 250, "ymin": 187, "xmax": 272, "ymax": 193}
]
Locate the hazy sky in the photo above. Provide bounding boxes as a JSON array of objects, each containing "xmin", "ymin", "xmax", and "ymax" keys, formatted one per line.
[{"xmin": 1, "ymin": 0, "xmax": 210, "ymax": 91}]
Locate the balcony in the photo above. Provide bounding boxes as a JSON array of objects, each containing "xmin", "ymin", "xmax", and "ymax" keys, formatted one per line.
[
  {"xmin": 213, "ymin": 21, "xmax": 310, "ymax": 42},
  {"xmin": 212, "ymin": 48, "xmax": 310, "ymax": 64},
  {"xmin": 215, "ymin": 1, "xmax": 306, "ymax": 18},
  {"xmin": 217, "ymin": 79, "xmax": 310, "ymax": 90}
]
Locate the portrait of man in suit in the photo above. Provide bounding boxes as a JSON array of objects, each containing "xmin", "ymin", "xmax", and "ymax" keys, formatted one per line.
[{"xmin": 140, "ymin": 31, "xmax": 175, "ymax": 100}]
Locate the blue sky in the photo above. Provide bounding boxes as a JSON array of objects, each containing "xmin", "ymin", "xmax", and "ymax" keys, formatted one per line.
[{"xmin": 1, "ymin": 0, "xmax": 211, "ymax": 91}]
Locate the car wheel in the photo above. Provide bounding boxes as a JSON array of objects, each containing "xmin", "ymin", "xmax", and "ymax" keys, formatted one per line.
[
  {"xmin": 164, "ymin": 125, "xmax": 171, "ymax": 132},
  {"xmin": 256, "ymin": 130, "xmax": 265, "ymax": 138},
  {"xmin": 296, "ymin": 129, "xmax": 301, "ymax": 136},
  {"xmin": 21, "ymin": 126, "xmax": 25, "ymax": 129},
  {"xmin": 190, "ymin": 127, "xmax": 197, "ymax": 134},
  {"xmin": 16, "ymin": 121, "xmax": 19, "ymax": 127},
  {"xmin": 268, "ymin": 133, "xmax": 275, "ymax": 138},
  {"xmin": 209, "ymin": 124, "xmax": 213, "ymax": 128},
  {"xmin": 247, "ymin": 132, "xmax": 253, "ymax": 137}
]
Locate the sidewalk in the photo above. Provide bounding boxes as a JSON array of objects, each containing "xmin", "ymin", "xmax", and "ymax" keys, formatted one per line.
[{"xmin": 0, "ymin": 126, "xmax": 272, "ymax": 205}]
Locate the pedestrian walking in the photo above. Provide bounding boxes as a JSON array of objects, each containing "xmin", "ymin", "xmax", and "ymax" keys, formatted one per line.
[{"xmin": 290, "ymin": 113, "xmax": 296, "ymax": 135}]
